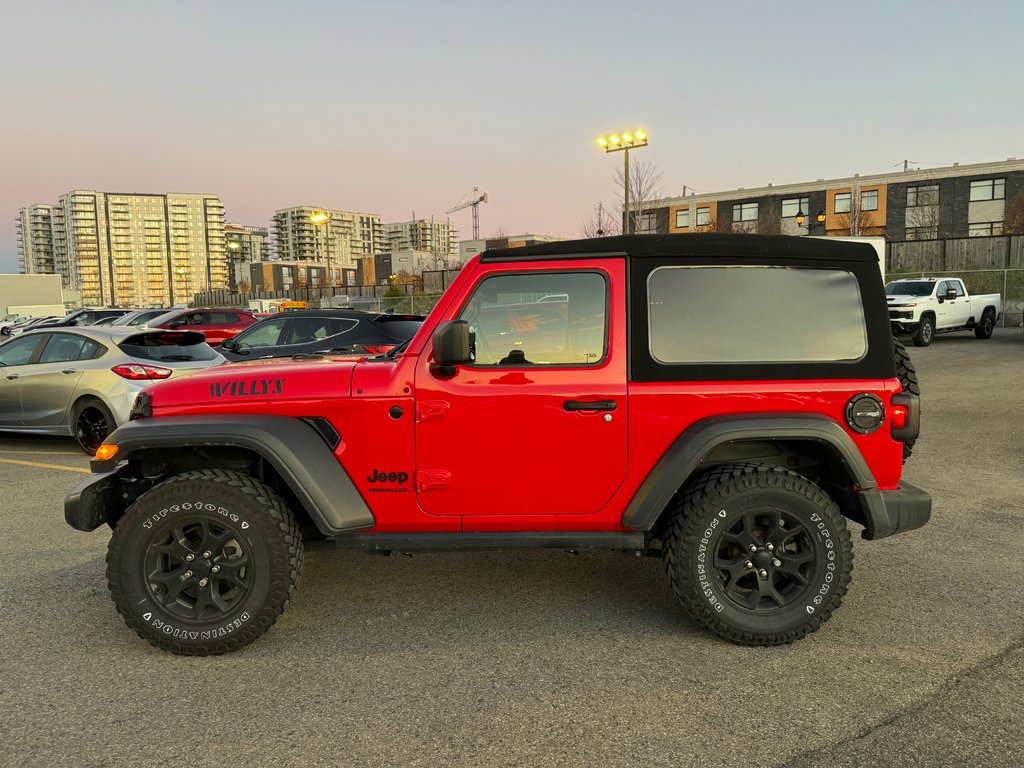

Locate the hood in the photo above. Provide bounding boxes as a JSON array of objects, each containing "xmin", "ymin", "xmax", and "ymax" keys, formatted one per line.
[
  {"xmin": 143, "ymin": 358, "xmax": 358, "ymax": 414},
  {"xmin": 886, "ymin": 294, "xmax": 923, "ymax": 303}
]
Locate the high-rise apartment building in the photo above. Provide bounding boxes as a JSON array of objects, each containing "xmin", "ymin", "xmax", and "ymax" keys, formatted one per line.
[
  {"xmin": 272, "ymin": 207, "xmax": 385, "ymax": 279},
  {"xmin": 384, "ymin": 218, "xmax": 458, "ymax": 261},
  {"xmin": 17, "ymin": 191, "xmax": 227, "ymax": 307},
  {"xmin": 16, "ymin": 204, "xmax": 56, "ymax": 277}
]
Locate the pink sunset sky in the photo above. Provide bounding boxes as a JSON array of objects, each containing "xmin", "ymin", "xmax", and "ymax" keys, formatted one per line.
[{"xmin": 2, "ymin": 0, "xmax": 1022, "ymax": 272}]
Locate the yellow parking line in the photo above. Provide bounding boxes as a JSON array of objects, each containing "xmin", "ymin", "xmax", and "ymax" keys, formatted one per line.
[
  {"xmin": 0, "ymin": 457, "xmax": 91, "ymax": 474},
  {"xmin": 0, "ymin": 450, "xmax": 81, "ymax": 456}
]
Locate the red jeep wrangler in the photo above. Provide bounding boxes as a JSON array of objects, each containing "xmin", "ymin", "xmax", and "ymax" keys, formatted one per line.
[{"xmin": 66, "ymin": 234, "xmax": 929, "ymax": 655}]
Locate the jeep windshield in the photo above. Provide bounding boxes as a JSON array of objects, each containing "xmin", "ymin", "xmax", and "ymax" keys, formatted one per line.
[{"xmin": 885, "ymin": 281, "xmax": 935, "ymax": 297}]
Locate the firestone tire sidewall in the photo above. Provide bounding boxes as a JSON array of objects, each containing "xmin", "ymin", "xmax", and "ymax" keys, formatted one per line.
[
  {"xmin": 109, "ymin": 478, "xmax": 293, "ymax": 653},
  {"xmin": 679, "ymin": 485, "xmax": 851, "ymax": 639}
]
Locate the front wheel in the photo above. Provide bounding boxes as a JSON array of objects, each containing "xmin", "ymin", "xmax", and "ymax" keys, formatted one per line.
[
  {"xmin": 912, "ymin": 316, "xmax": 934, "ymax": 347},
  {"xmin": 106, "ymin": 469, "xmax": 303, "ymax": 655},
  {"xmin": 663, "ymin": 463, "xmax": 853, "ymax": 646}
]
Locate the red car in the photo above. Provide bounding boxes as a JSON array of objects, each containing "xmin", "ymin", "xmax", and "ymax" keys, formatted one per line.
[
  {"xmin": 68, "ymin": 234, "xmax": 929, "ymax": 655},
  {"xmin": 147, "ymin": 308, "xmax": 257, "ymax": 347}
]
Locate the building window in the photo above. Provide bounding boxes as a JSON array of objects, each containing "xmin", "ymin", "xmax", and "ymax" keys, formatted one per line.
[
  {"xmin": 781, "ymin": 197, "xmax": 809, "ymax": 218},
  {"xmin": 969, "ymin": 178, "xmax": 1006, "ymax": 201},
  {"xmin": 906, "ymin": 226, "xmax": 938, "ymax": 240},
  {"xmin": 675, "ymin": 209, "xmax": 690, "ymax": 229},
  {"xmin": 696, "ymin": 207, "xmax": 711, "ymax": 227},
  {"xmin": 637, "ymin": 212, "xmax": 658, "ymax": 233},
  {"xmin": 907, "ymin": 185, "xmax": 939, "ymax": 207},
  {"xmin": 861, "ymin": 190, "xmax": 879, "ymax": 211},
  {"xmin": 968, "ymin": 222, "xmax": 1003, "ymax": 237},
  {"xmin": 733, "ymin": 202, "xmax": 758, "ymax": 222},
  {"xmin": 834, "ymin": 193, "xmax": 851, "ymax": 214}
]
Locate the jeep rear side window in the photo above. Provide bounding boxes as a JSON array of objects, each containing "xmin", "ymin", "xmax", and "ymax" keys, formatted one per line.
[
  {"xmin": 647, "ymin": 266, "xmax": 867, "ymax": 364},
  {"xmin": 458, "ymin": 272, "xmax": 607, "ymax": 366}
]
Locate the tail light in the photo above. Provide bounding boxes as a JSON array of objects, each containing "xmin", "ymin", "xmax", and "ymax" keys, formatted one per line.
[
  {"xmin": 890, "ymin": 392, "xmax": 921, "ymax": 443},
  {"xmin": 112, "ymin": 364, "xmax": 172, "ymax": 380},
  {"xmin": 361, "ymin": 344, "xmax": 393, "ymax": 355}
]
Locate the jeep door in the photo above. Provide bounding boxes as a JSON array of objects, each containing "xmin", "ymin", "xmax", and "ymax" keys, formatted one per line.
[{"xmin": 414, "ymin": 260, "xmax": 628, "ymax": 521}]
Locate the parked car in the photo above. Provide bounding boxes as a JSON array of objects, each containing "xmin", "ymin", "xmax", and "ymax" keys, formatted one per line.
[
  {"xmin": 218, "ymin": 309, "xmax": 424, "ymax": 362},
  {"xmin": 886, "ymin": 277, "xmax": 1002, "ymax": 346},
  {"xmin": 146, "ymin": 308, "xmax": 258, "ymax": 347},
  {"xmin": 0, "ymin": 327, "xmax": 224, "ymax": 454},
  {"xmin": 103, "ymin": 308, "xmax": 173, "ymax": 327},
  {"xmin": 21, "ymin": 308, "xmax": 132, "ymax": 334},
  {"xmin": 2, "ymin": 315, "xmax": 61, "ymax": 336}
]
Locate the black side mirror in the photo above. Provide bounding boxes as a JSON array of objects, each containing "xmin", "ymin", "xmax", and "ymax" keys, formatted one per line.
[
  {"xmin": 221, "ymin": 337, "xmax": 237, "ymax": 350},
  {"xmin": 430, "ymin": 320, "xmax": 471, "ymax": 377},
  {"xmin": 944, "ymin": 289, "xmax": 957, "ymax": 300}
]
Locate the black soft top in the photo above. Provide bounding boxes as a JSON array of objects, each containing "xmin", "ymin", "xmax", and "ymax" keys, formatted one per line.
[{"xmin": 480, "ymin": 233, "xmax": 879, "ymax": 264}]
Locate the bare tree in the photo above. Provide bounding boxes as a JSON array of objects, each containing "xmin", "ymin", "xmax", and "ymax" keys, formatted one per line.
[
  {"xmin": 836, "ymin": 188, "xmax": 876, "ymax": 237},
  {"xmin": 758, "ymin": 202, "xmax": 785, "ymax": 236},
  {"xmin": 1003, "ymin": 196, "xmax": 1024, "ymax": 235},
  {"xmin": 236, "ymin": 278, "xmax": 251, "ymax": 294},
  {"xmin": 615, "ymin": 159, "xmax": 664, "ymax": 233},
  {"xmin": 490, "ymin": 226, "xmax": 509, "ymax": 239},
  {"xmin": 580, "ymin": 201, "xmax": 621, "ymax": 238}
]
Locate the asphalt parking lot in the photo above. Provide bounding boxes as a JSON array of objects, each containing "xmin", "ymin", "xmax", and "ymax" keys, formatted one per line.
[{"xmin": 1, "ymin": 328, "xmax": 1022, "ymax": 768}]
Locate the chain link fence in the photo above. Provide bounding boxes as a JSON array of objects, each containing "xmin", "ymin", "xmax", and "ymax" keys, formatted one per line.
[{"xmin": 888, "ymin": 236, "xmax": 1024, "ymax": 326}]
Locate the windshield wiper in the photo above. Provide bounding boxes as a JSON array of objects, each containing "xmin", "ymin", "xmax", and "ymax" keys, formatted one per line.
[{"xmin": 383, "ymin": 339, "xmax": 411, "ymax": 359}]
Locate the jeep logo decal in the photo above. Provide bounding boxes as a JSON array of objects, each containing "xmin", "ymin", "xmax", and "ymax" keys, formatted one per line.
[
  {"xmin": 367, "ymin": 469, "xmax": 409, "ymax": 485},
  {"xmin": 210, "ymin": 379, "xmax": 285, "ymax": 398}
]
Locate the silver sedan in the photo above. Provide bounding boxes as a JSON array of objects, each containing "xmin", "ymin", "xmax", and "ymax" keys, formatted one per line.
[{"xmin": 0, "ymin": 326, "xmax": 224, "ymax": 454}]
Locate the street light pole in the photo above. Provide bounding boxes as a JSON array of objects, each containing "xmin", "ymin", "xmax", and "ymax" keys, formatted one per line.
[{"xmin": 596, "ymin": 130, "xmax": 649, "ymax": 235}]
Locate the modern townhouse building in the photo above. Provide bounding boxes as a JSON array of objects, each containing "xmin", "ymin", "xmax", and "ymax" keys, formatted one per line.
[
  {"xmin": 17, "ymin": 191, "xmax": 227, "ymax": 307},
  {"xmin": 640, "ymin": 158, "xmax": 1024, "ymax": 240},
  {"xmin": 272, "ymin": 207, "xmax": 385, "ymax": 280}
]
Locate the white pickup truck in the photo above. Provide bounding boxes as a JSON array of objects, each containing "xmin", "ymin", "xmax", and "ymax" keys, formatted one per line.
[{"xmin": 886, "ymin": 277, "xmax": 1001, "ymax": 347}]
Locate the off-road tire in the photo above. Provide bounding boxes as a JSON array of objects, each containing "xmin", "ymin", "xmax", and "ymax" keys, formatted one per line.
[
  {"xmin": 974, "ymin": 309, "xmax": 995, "ymax": 339},
  {"xmin": 893, "ymin": 337, "xmax": 919, "ymax": 463},
  {"xmin": 663, "ymin": 463, "xmax": 853, "ymax": 646},
  {"xmin": 106, "ymin": 469, "xmax": 303, "ymax": 656},
  {"xmin": 72, "ymin": 398, "xmax": 115, "ymax": 456},
  {"xmin": 912, "ymin": 314, "xmax": 934, "ymax": 347}
]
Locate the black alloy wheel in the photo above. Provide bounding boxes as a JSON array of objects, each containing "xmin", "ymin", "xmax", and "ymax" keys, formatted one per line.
[
  {"xmin": 664, "ymin": 463, "xmax": 853, "ymax": 646},
  {"xmin": 975, "ymin": 310, "xmax": 995, "ymax": 339},
  {"xmin": 712, "ymin": 509, "xmax": 816, "ymax": 612},
  {"xmin": 144, "ymin": 516, "xmax": 252, "ymax": 622},
  {"xmin": 73, "ymin": 401, "xmax": 114, "ymax": 455},
  {"xmin": 107, "ymin": 469, "xmax": 302, "ymax": 655}
]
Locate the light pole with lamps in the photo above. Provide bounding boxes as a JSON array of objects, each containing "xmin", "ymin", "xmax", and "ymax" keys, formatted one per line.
[
  {"xmin": 226, "ymin": 240, "xmax": 241, "ymax": 293},
  {"xmin": 595, "ymin": 130, "xmax": 649, "ymax": 234},
  {"xmin": 795, "ymin": 208, "xmax": 827, "ymax": 236}
]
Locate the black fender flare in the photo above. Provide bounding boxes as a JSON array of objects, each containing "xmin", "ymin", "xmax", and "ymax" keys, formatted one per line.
[
  {"xmin": 621, "ymin": 415, "xmax": 880, "ymax": 532},
  {"xmin": 82, "ymin": 415, "xmax": 374, "ymax": 535}
]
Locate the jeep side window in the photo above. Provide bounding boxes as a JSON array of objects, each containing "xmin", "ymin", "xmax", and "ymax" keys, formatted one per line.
[{"xmin": 457, "ymin": 271, "xmax": 607, "ymax": 366}]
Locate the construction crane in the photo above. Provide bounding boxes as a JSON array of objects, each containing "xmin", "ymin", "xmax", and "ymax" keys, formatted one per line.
[{"xmin": 446, "ymin": 187, "xmax": 488, "ymax": 240}]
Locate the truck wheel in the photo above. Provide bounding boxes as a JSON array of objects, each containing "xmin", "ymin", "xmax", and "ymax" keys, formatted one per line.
[
  {"xmin": 106, "ymin": 469, "xmax": 303, "ymax": 656},
  {"xmin": 663, "ymin": 463, "xmax": 853, "ymax": 646},
  {"xmin": 893, "ymin": 337, "xmax": 919, "ymax": 463},
  {"xmin": 974, "ymin": 309, "xmax": 995, "ymax": 339},
  {"xmin": 912, "ymin": 315, "xmax": 934, "ymax": 347}
]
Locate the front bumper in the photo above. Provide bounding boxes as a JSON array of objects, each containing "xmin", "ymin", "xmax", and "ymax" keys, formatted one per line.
[
  {"xmin": 858, "ymin": 481, "xmax": 932, "ymax": 540},
  {"xmin": 65, "ymin": 466, "xmax": 130, "ymax": 531}
]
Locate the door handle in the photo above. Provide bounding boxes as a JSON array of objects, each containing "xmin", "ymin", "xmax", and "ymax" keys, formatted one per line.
[
  {"xmin": 563, "ymin": 399, "xmax": 617, "ymax": 412},
  {"xmin": 61, "ymin": 368, "xmax": 77, "ymax": 374},
  {"xmin": 6, "ymin": 374, "xmax": 18, "ymax": 380}
]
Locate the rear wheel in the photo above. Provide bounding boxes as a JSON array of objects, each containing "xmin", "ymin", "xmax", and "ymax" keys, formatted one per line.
[
  {"xmin": 663, "ymin": 463, "xmax": 853, "ymax": 646},
  {"xmin": 72, "ymin": 398, "xmax": 115, "ymax": 455},
  {"xmin": 106, "ymin": 469, "xmax": 303, "ymax": 655},
  {"xmin": 974, "ymin": 309, "xmax": 995, "ymax": 339},
  {"xmin": 893, "ymin": 337, "xmax": 919, "ymax": 463},
  {"xmin": 912, "ymin": 315, "xmax": 934, "ymax": 347}
]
